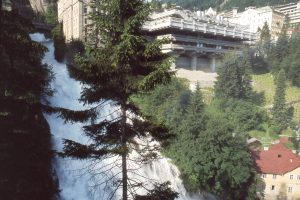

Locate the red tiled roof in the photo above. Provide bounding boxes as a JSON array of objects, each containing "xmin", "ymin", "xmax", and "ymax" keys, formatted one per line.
[{"xmin": 253, "ymin": 138, "xmax": 300, "ymax": 175}]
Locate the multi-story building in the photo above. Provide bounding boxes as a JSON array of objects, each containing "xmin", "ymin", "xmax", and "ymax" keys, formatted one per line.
[
  {"xmin": 57, "ymin": 0, "xmax": 92, "ymax": 41},
  {"xmin": 57, "ymin": 1, "xmax": 255, "ymax": 73},
  {"xmin": 225, "ymin": 6, "xmax": 284, "ymax": 40},
  {"xmin": 254, "ymin": 138, "xmax": 300, "ymax": 200},
  {"xmin": 275, "ymin": 1, "xmax": 300, "ymax": 28}
]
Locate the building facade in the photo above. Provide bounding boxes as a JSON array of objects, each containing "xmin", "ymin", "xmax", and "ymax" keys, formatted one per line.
[
  {"xmin": 57, "ymin": 1, "xmax": 255, "ymax": 73},
  {"xmin": 254, "ymin": 138, "xmax": 300, "ymax": 200},
  {"xmin": 275, "ymin": 1, "xmax": 300, "ymax": 28},
  {"xmin": 225, "ymin": 6, "xmax": 284, "ymax": 40},
  {"xmin": 57, "ymin": 0, "xmax": 91, "ymax": 41},
  {"xmin": 143, "ymin": 8, "xmax": 255, "ymax": 72}
]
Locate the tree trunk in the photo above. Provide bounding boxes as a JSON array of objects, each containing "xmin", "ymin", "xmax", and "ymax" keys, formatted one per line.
[{"xmin": 121, "ymin": 106, "xmax": 127, "ymax": 200}]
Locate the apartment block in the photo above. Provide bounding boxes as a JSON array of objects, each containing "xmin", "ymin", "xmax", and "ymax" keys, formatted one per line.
[{"xmin": 226, "ymin": 6, "xmax": 284, "ymax": 40}]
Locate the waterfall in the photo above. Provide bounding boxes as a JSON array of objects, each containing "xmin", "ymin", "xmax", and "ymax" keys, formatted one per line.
[{"xmin": 30, "ymin": 33, "xmax": 209, "ymax": 200}]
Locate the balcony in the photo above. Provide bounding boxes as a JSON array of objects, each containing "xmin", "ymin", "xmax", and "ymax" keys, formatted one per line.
[{"xmin": 143, "ymin": 17, "xmax": 257, "ymax": 41}]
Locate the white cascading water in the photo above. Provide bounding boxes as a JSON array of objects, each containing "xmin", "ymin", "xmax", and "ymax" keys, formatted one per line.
[{"xmin": 30, "ymin": 33, "xmax": 210, "ymax": 200}]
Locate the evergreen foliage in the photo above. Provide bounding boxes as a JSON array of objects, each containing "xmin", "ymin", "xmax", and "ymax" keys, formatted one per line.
[
  {"xmin": 182, "ymin": 83, "xmax": 206, "ymax": 137},
  {"xmin": 0, "ymin": 10, "xmax": 58, "ymax": 200},
  {"xmin": 272, "ymin": 69, "xmax": 293, "ymax": 130},
  {"xmin": 211, "ymin": 98, "xmax": 267, "ymax": 133},
  {"xmin": 56, "ymin": 0, "xmax": 175, "ymax": 199},
  {"xmin": 52, "ymin": 23, "xmax": 67, "ymax": 62},
  {"xmin": 214, "ymin": 53, "xmax": 253, "ymax": 100},
  {"xmin": 133, "ymin": 78, "xmax": 260, "ymax": 199},
  {"xmin": 260, "ymin": 22, "xmax": 271, "ymax": 42},
  {"xmin": 42, "ymin": 3, "xmax": 58, "ymax": 24},
  {"xmin": 194, "ymin": 117, "xmax": 258, "ymax": 200},
  {"xmin": 134, "ymin": 182, "xmax": 179, "ymax": 200}
]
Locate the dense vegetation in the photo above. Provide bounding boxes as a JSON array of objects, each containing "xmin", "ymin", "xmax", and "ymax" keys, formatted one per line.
[
  {"xmin": 160, "ymin": 0, "xmax": 299, "ymax": 10},
  {"xmin": 0, "ymin": 10, "xmax": 58, "ymax": 200},
  {"xmin": 132, "ymin": 66, "xmax": 262, "ymax": 199}
]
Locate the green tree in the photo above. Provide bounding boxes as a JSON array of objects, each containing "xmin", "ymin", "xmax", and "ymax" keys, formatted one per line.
[
  {"xmin": 260, "ymin": 22, "xmax": 271, "ymax": 42},
  {"xmin": 183, "ymin": 83, "xmax": 206, "ymax": 137},
  {"xmin": 0, "ymin": 10, "xmax": 58, "ymax": 200},
  {"xmin": 214, "ymin": 53, "xmax": 253, "ymax": 100},
  {"xmin": 57, "ymin": 0, "xmax": 174, "ymax": 199},
  {"xmin": 43, "ymin": 3, "xmax": 58, "ymax": 24},
  {"xmin": 272, "ymin": 69, "xmax": 292, "ymax": 129},
  {"xmin": 51, "ymin": 23, "xmax": 66, "ymax": 62},
  {"xmin": 134, "ymin": 182, "xmax": 179, "ymax": 200},
  {"xmin": 195, "ymin": 117, "xmax": 258, "ymax": 200},
  {"xmin": 259, "ymin": 22, "xmax": 272, "ymax": 57},
  {"xmin": 269, "ymin": 16, "xmax": 290, "ymax": 73}
]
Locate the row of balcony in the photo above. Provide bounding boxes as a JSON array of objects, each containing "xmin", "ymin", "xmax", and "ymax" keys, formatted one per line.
[
  {"xmin": 157, "ymin": 34, "xmax": 243, "ymax": 48},
  {"xmin": 143, "ymin": 17, "xmax": 257, "ymax": 41}
]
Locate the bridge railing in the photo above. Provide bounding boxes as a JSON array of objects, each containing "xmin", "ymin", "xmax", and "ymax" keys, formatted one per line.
[{"xmin": 144, "ymin": 17, "xmax": 257, "ymax": 41}]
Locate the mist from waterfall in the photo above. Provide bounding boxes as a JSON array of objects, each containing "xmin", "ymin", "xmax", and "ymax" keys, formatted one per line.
[{"xmin": 30, "ymin": 33, "xmax": 209, "ymax": 200}]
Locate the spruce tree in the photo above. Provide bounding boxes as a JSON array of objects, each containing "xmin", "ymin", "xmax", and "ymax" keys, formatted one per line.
[
  {"xmin": 214, "ymin": 53, "xmax": 252, "ymax": 100},
  {"xmin": 57, "ymin": 0, "xmax": 174, "ymax": 199},
  {"xmin": 0, "ymin": 10, "xmax": 57, "ymax": 200},
  {"xmin": 259, "ymin": 22, "xmax": 272, "ymax": 57},
  {"xmin": 270, "ymin": 16, "xmax": 290, "ymax": 73},
  {"xmin": 183, "ymin": 83, "xmax": 206, "ymax": 137},
  {"xmin": 272, "ymin": 69, "xmax": 291, "ymax": 129}
]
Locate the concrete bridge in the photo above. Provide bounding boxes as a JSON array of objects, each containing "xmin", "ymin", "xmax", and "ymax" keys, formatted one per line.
[
  {"xmin": 142, "ymin": 8, "xmax": 256, "ymax": 72},
  {"xmin": 32, "ymin": 22, "xmax": 55, "ymax": 32}
]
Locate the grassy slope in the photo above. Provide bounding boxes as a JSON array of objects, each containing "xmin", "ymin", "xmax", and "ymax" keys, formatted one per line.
[{"xmin": 252, "ymin": 73, "xmax": 300, "ymax": 122}]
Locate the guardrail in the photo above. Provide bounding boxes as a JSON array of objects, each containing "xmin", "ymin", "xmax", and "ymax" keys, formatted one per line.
[{"xmin": 143, "ymin": 17, "xmax": 257, "ymax": 41}]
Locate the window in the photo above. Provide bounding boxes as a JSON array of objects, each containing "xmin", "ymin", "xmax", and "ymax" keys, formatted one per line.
[
  {"xmin": 262, "ymin": 174, "xmax": 267, "ymax": 178},
  {"xmin": 297, "ymin": 175, "xmax": 300, "ymax": 180},
  {"xmin": 290, "ymin": 175, "xmax": 294, "ymax": 180},
  {"xmin": 271, "ymin": 185, "xmax": 275, "ymax": 190},
  {"xmin": 288, "ymin": 187, "xmax": 293, "ymax": 193},
  {"xmin": 84, "ymin": 6, "xmax": 88, "ymax": 14},
  {"xmin": 273, "ymin": 175, "xmax": 277, "ymax": 179}
]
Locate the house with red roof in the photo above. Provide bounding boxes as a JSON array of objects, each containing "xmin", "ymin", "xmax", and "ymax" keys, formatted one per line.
[{"xmin": 253, "ymin": 138, "xmax": 300, "ymax": 200}]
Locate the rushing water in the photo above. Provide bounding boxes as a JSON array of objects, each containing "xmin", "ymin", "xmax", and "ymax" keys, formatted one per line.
[{"xmin": 30, "ymin": 33, "xmax": 209, "ymax": 200}]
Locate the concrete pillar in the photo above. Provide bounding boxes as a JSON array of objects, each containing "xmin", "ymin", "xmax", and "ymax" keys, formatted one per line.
[
  {"xmin": 191, "ymin": 54, "xmax": 198, "ymax": 71},
  {"xmin": 210, "ymin": 56, "xmax": 216, "ymax": 72}
]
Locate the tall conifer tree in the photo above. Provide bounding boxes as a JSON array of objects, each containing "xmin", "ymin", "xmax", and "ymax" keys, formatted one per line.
[
  {"xmin": 214, "ymin": 53, "xmax": 252, "ymax": 100},
  {"xmin": 57, "ymin": 0, "xmax": 174, "ymax": 199},
  {"xmin": 272, "ymin": 69, "xmax": 291, "ymax": 129}
]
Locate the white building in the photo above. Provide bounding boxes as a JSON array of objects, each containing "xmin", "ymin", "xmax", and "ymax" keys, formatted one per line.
[
  {"xmin": 57, "ymin": 0, "xmax": 92, "ymax": 41},
  {"xmin": 225, "ymin": 6, "xmax": 284, "ymax": 40},
  {"xmin": 274, "ymin": 1, "xmax": 300, "ymax": 34}
]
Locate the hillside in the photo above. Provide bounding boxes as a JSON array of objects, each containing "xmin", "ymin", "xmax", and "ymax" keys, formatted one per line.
[{"xmin": 161, "ymin": 0, "xmax": 299, "ymax": 11}]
